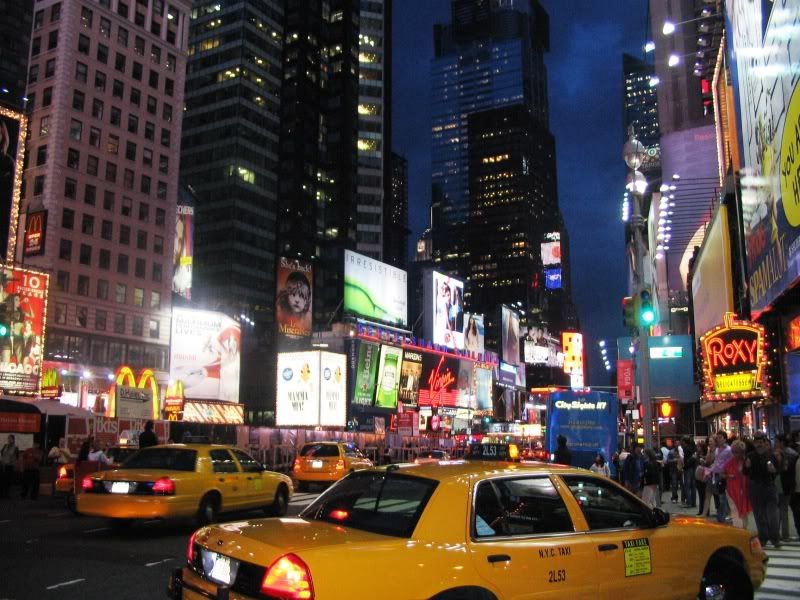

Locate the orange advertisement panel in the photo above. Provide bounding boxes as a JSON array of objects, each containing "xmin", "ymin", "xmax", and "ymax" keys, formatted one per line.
[
  {"xmin": 182, "ymin": 401, "xmax": 244, "ymax": 424},
  {"xmin": 275, "ymin": 257, "xmax": 313, "ymax": 347},
  {"xmin": 22, "ymin": 210, "xmax": 47, "ymax": 257},
  {"xmin": 0, "ymin": 412, "xmax": 39, "ymax": 432},
  {"xmin": 0, "ymin": 267, "xmax": 49, "ymax": 395}
]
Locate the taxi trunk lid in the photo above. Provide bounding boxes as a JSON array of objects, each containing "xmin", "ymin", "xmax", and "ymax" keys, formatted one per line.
[{"xmin": 299, "ymin": 456, "xmax": 343, "ymax": 474}]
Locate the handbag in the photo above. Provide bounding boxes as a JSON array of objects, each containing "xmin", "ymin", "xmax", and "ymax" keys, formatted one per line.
[{"xmin": 694, "ymin": 465, "xmax": 707, "ymax": 482}]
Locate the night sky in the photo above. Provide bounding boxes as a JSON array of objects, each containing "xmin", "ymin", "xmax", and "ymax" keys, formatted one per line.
[{"xmin": 392, "ymin": 0, "xmax": 650, "ymax": 384}]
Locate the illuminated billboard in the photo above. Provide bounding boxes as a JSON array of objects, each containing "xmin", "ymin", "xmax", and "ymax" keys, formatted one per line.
[
  {"xmin": 541, "ymin": 240, "xmax": 561, "ymax": 266},
  {"xmin": 457, "ymin": 360, "xmax": 476, "ymax": 409},
  {"xmin": 275, "ymin": 256, "xmax": 313, "ymax": 347},
  {"xmin": 691, "ymin": 204, "xmax": 734, "ymax": 341},
  {"xmin": 1, "ymin": 107, "xmax": 27, "ymax": 263},
  {"xmin": 475, "ymin": 367, "xmax": 492, "ymax": 411},
  {"xmin": 500, "ymin": 305, "xmax": 521, "ymax": 366},
  {"xmin": 428, "ymin": 271, "xmax": 465, "ymax": 349},
  {"xmin": 374, "ymin": 345, "xmax": 403, "ymax": 409},
  {"xmin": 169, "ymin": 308, "xmax": 241, "ymax": 402},
  {"xmin": 0, "ymin": 267, "xmax": 49, "ymax": 395},
  {"xmin": 172, "ymin": 204, "xmax": 193, "ymax": 300},
  {"xmin": 418, "ymin": 353, "xmax": 460, "ymax": 407},
  {"xmin": 319, "ymin": 352, "xmax": 347, "ymax": 427},
  {"xmin": 22, "ymin": 210, "xmax": 47, "ymax": 257},
  {"xmin": 701, "ymin": 313, "xmax": 766, "ymax": 401},
  {"xmin": 522, "ymin": 324, "xmax": 564, "ymax": 367},
  {"xmin": 276, "ymin": 351, "xmax": 347, "ymax": 427},
  {"xmin": 562, "ymin": 332, "xmax": 584, "ymax": 390},
  {"xmin": 398, "ymin": 348, "xmax": 422, "ymax": 407},
  {"xmin": 352, "ymin": 341, "xmax": 380, "ymax": 406},
  {"xmin": 463, "ymin": 312, "xmax": 485, "ymax": 353},
  {"xmin": 344, "ymin": 250, "xmax": 407, "ymax": 326},
  {"xmin": 544, "ymin": 268, "xmax": 562, "ymax": 290}
]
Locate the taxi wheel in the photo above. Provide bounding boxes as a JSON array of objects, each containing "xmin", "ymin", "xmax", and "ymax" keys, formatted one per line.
[
  {"xmin": 699, "ymin": 562, "xmax": 752, "ymax": 600},
  {"xmin": 265, "ymin": 485, "xmax": 289, "ymax": 517},
  {"xmin": 430, "ymin": 587, "xmax": 497, "ymax": 600},
  {"xmin": 196, "ymin": 493, "xmax": 220, "ymax": 525}
]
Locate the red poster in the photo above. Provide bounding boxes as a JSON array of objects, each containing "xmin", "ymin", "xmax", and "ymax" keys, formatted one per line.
[
  {"xmin": 617, "ymin": 359, "xmax": 634, "ymax": 401},
  {"xmin": 275, "ymin": 257, "xmax": 313, "ymax": 346},
  {"xmin": 0, "ymin": 412, "xmax": 39, "ymax": 432},
  {"xmin": 0, "ymin": 267, "xmax": 49, "ymax": 395}
]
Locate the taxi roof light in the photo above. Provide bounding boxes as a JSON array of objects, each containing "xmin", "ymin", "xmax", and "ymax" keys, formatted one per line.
[{"xmin": 261, "ymin": 553, "xmax": 314, "ymax": 600}]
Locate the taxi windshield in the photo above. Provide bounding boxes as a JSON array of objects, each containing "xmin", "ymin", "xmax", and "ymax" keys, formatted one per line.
[
  {"xmin": 300, "ymin": 444, "xmax": 340, "ymax": 458},
  {"xmin": 301, "ymin": 471, "xmax": 438, "ymax": 537},
  {"xmin": 119, "ymin": 448, "xmax": 197, "ymax": 472}
]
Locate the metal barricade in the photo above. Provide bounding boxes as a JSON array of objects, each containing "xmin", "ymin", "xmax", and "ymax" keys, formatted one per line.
[{"xmin": 255, "ymin": 445, "xmax": 295, "ymax": 473}]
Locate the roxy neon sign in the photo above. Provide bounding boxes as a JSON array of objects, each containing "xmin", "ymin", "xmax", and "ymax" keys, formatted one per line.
[
  {"xmin": 700, "ymin": 313, "xmax": 766, "ymax": 401},
  {"xmin": 705, "ymin": 337, "xmax": 758, "ymax": 368}
]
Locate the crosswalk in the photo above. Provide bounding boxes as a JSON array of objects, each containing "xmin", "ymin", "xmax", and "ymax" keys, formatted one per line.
[
  {"xmin": 289, "ymin": 491, "xmax": 320, "ymax": 508},
  {"xmin": 756, "ymin": 541, "xmax": 800, "ymax": 599}
]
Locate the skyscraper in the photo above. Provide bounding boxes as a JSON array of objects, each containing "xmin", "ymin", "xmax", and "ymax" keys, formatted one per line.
[
  {"xmin": 623, "ymin": 53, "xmax": 659, "ymax": 150},
  {"xmin": 0, "ymin": 0, "xmax": 33, "ymax": 111},
  {"xmin": 21, "ymin": 0, "xmax": 190, "ymax": 395},
  {"xmin": 385, "ymin": 152, "xmax": 409, "ymax": 269}
]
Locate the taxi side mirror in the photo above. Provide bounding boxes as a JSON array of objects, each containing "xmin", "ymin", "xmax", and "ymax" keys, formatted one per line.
[{"xmin": 651, "ymin": 507, "xmax": 670, "ymax": 527}]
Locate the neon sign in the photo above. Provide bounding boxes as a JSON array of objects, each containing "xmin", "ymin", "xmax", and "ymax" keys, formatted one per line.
[
  {"xmin": 701, "ymin": 313, "xmax": 766, "ymax": 401},
  {"xmin": 418, "ymin": 353, "xmax": 460, "ymax": 408}
]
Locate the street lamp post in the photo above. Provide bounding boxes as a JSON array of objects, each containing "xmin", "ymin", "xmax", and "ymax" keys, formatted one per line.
[{"xmin": 623, "ymin": 126, "xmax": 654, "ymax": 450}]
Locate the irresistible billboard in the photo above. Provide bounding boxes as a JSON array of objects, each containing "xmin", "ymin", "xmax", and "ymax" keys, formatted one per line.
[
  {"xmin": 352, "ymin": 341, "xmax": 380, "ymax": 406},
  {"xmin": 319, "ymin": 352, "xmax": 347, "ymax": 427},
  {"xmin": 172, "ymin": 204, "xmax": 193, "ymax": 300},
  {"xmin": 463, "ymin": 312, "xmax": 485, "ymax": 353},
  {"xmin": 275, "ymin": 256, "xmax": 313, "ymax": 346},
  {"xmin": 500, "ymin": 305, "xmax": 521, "ymax": 366},
  {"xmin": 691, "ymin": 204, "xmax": 734, "ymax": 341},
  {"xmin": 398, "ymin": 348, "xmax": 423, "ymax": 407},
  {"xmin": 431, "ymin": 271, "xmax": 465, "ymax": 349},
  {"xmin": 22, "ymin": 210, "xmax": 47, "ymax": 257},
  {"xmin": 344, "ymin": 250, "xmax": 407, "ymax": 326},
  {"xmin": 418, "ymin": 352, "xmax": 460, "ymax": 407},
  {"xmin": 169, "ymin": 308, "xmax": 241, "ymax": 402},
  {"xmin": 541, "ymin": 240, "xmax": 561, "ymax": 266},
  {"xmin": 727, "ymin": 0, "xmax": 800, "ymax": 311},
  {"xmin": 0, "ymin": 267, "xmax": 49, "ymax": 395},
  {"xmin": 276, "ymin": 351, "xmax": 319, "ymax": 427},
  {"xmin": 1, "ymin": 107, "xmax": 27, "ymax": 263},
  {"xmin": 374, "ymin": 345, "xmax": 403, "ymax": 409}
]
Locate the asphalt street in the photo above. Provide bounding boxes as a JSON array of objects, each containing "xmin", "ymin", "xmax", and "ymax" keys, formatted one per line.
[{"xmin": 0, "ymin": 491, "xmax": 320, "ymax": 600}]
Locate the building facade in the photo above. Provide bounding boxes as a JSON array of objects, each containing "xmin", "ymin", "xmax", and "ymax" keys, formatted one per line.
[
  {"xmin": 20, "ymin": 0, "xmax": 190, "ymax": 403},
  {"xmin": 385, "ymin": 151, "xmax": 408, "ymax": 269}
]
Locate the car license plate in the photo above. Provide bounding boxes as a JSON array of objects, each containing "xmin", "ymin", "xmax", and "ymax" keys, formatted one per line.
[
  {"xmin": 203, "ymin": 551, "xmax": 238, "ymax": 586},
  {"xmin": 312, "ymin": 460, "xmax": 323, "ymax": 469},
  {"xmin": 110, "ymin": 482, "xmax": 129, "ymax": 494}
]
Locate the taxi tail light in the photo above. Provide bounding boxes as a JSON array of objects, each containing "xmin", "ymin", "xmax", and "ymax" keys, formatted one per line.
[
  {"xmin": 152, "ymin": 477, "xmax": 176, "ymax": 495},
  {"xmin": 261, "ymin": 553, "xmax": 314, "ymax": 600},
  {"xmin": 187, "ymin": 531, "xmax": 197, "ymax": 563},
  {"xmin": 293, "ymin": 458, "xmax": 301, "ymax": 472},
  {"xmin": 335, "ymin": 459, "xmax": 345, "ymax": 471},
  {"xmin": 414, "ymin": 458, "xmax": 420, "ymax": 464},
  {"xmin": 58, "ymin": 465, "xmax": 69, "ymax": 479},
  {"xmin": 81, "ymin": 476, "xmax": 95, "ymax": 491}
]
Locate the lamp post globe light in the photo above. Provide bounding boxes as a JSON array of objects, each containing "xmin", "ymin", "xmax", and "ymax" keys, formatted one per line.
[{"xmin": 623, "ymin": 126, "xmax": 654, "ymax": 449}]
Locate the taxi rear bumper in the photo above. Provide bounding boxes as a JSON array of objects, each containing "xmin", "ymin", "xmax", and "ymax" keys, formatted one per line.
[
  {"xmin": 53, "ymin": 478, "xmax": 73, "ymax": 496},
  {"xmin": 77, "ymin": 492, "xmax": 194, "ymax": 520},
  {"xmin": 293, "ymin": 469, "xmax": 344, "ymax": 483},
  {"xmin": 168, "ymin": 567, "xmax": 255, "ymax": 600}
]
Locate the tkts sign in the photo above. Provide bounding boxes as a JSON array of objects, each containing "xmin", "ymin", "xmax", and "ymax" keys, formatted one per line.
[{"xmin": 701, "ymin": 313, "xmax": 767, "ymax": 401}]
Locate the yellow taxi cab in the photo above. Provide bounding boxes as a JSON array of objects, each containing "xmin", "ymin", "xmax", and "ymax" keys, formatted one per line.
[
  {"xmin": 77, "ymin": 444, "xmax": 292, "ymax": 527},
  {"xmin": 169, "ymin": 446, "xmax": 767, "ymax": 599},
  {"xmin": 54, "ymin": 446, "xmax": 138, "ymax": 496},
  {"xmin": 292, "ymin": 441, "xmax": 372, "ymax": 491}
]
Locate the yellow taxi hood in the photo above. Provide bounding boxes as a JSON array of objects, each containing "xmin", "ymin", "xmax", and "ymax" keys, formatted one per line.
[{"xmin": 196, "ymin": 517, "xmax": 391, "ymax": 558}]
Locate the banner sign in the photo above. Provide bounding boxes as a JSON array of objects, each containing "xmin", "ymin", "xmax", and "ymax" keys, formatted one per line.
[
  {"xmin": 65, "ymin": 416, "xmax": 170, "ymax": 453},
  {"xmin": 374, "ymin": 345, "xmax": 403, "ymax": 409},
  {"xmin": 541, "ymin": 240, "xmax": 561, "ymax": 266},
  {"xmin": 344, "ymin": 250, "xmax": 407, "ymax": 326},
  {"xmin": 172, "ymin": 204, "xmax": 193, "ymax": 300},
  {"xmin": 522, "ymin": 325, "xmax": 564, "ymax": 367},
  {"xmin": 475, "ymin": 367, "xmax": 492, "ymax": 411},
  {"xmin": 22, "ymin": 210, "xmax": 47, "ymax": 257},
  {"xmin": 617, "ymin": 359, "xmax": 634, "ymax": 401},
  {"xmin": 276, "ymin": 351, "xmax": 347, "ymax": 427},
  {"xmin": 352, "ymin": 341, "xmax": 380, "ymax": 406},
  {"xmin": 547, "ymin": 391, "xmax": 617, "ymax": 469},
  {"xmin": 418, "ymin": 353, "xmax": 460, "ymax": 408},
  {"xmin": 275, "ymin": 256, "xmax": 313, "ymax": 347},
  {"xmin": 701, "ymin": 312, "xmax": 767, "ymax": 401},
  {"xmin": 430, "ymin": 271, "xmax": 465, "ymax": 349},
  {"xmin": 0, "ymin": 267, "xmax": 49, "ymax": 395},
  {"xmin": 463, "ymin": 312, "xmax": 485, "ymax": 353},
  {"xmin": 40, "ymin": 367, "xmax": 61, "ymax": 399},
  {"xmin": 319, "ymin": 352, "xmax": 347, "ymax": 427},
  {"xmin": 0, "ymin": 412, "xmax": 39, "ymax": 432},
  {"xmin": 115, "ymin": 384, "xmax": 155, "ymax": 420},
  {"xmin": 183, "ymin": 401, "xmax": 244, "ymax": 424},
  {"xmin": 398, "ymin": 349, "xmax": 422, "ymax": 407},
  {"xmin": 501, "ymin": 306, "xmax": 521, "ymax": 366}
]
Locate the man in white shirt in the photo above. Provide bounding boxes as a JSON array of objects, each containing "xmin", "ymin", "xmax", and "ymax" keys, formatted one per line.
[{"xmin": 87, "ymin": 443, "xmax": 112, "ymax": 465}]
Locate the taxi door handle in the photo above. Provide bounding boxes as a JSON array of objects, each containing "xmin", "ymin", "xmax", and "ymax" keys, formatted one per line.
[
  {"xmin": 487, "ymin": 554, "xmax": 511, "ymax": 564},
  {"xmin": 218, "ymin": 478, "xmax": 226, "ymax": 482},
  {"xmin": 598, "ymin": 544, "xmax": 618, "ymax": 552}
]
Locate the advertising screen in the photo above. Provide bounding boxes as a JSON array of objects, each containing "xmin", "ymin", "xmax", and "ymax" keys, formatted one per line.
[
  {"xmin": 374, "ymin": 345, "xmax": 403, "ymax": 409},
  {"xmin": 418, "ymin": 352, "xmax": 460, "ymax": 407},
  {"xmin": 691, "ymin": 205, "xmax": 734, "ymax": 341},
  {"xmin": 727, "ymin": 0, "xmax": 800, "ymax": 311},
  {"xmin": 463, "ymin": 312, "xmax": 485, "ymax": 353},
  {"xmin": 522, "ymin": 324, "xmax": 563, "ymax": 367},
  {"xmin": 547, "ymin": 391, "xmax": 618, "ymax": 469},
  {"xmin": 475, "ymin": 367, "xmax": 492, "ymax": 411},
  {"xmin": 275, "ymin": 256, "xmax": 313, "ymax": 347},
  {"xmin": 344, "ymin": 250, "xmax": 407, "ymax": 326},
  {"xmin": 172, "ymin": 204, "xmax": 193, "ymax": 300},
  {"xmin": 501, "ymin": 306, "xmax": 521, "ymax": 366},
  {"xmin": 276, "ymin": 352, "xmax": 320, "ymax": 427},
  {"xmin": 544, "ymin": 268, "xmax": 562, "ymax": 290},
  {"xmin": 319, "ymin": 352, "xmax": 347, "ymax": 427},
  {"xmin": 116, "ymin": 386, "xmax": 155, "ymax": 420},
  {"xmin": 169, "ymin": 308, "xmax": 241, "ymax": 402},
  {"xmin": 541, "ymin": 241, "xmax": 561, "ymax": 266},
  {"xmin": 22, "ymin": 210, "xmax": 47, "ymax": 257},
  {"xmin": 398, "ymin": 348, "xmax": 423, "ymax": 407},
  {"xmin": 431, "ymin": 271, "xmax": 465, "ymax": 349},
  {"xmin": 0, "ymin": 107, "xmax": 27, "ymax": 262},
  {"xmin": 457, "ymin": 360, "xmax": 476, "ymax": 409},
  {"xmin": 352, "ymin": 341, "xmax": 380, "ymax": 406},
  {"xmin": 0, "ymin": 267, "xmax": 49, "ymax": 395}
]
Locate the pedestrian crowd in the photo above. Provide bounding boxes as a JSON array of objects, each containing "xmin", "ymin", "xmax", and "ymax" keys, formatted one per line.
[{"xmin": 611, "ymin": 430, "xmax": 800, "ymax": 549}]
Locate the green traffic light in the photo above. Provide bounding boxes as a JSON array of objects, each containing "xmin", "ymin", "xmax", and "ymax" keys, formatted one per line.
[
  {"xmin": 641, "ymin": 309, "xmax": 655, "ymax": 325},
  {"xmin": 0, "ymin": 324, "xmax": 7, "ymax": 337}
]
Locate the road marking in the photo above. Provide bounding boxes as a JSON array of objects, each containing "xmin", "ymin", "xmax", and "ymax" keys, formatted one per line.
[
  {"xmin": 45, "ymin": 579, "xmax": 85, "ymax": 590},
  {"xmin": 142, "ymin": 519, "xmax": 160, "ymax": 525},
  {"xmin": 145, "ymin": 559, "xmax": 173, "ymax": 567},
  {"xmin": 25, "ymin": 539, "xmax": 38, "ymax": 544},
  {"xmin": 84, "ymin": 527, "xmax": 109, "ymax": 533},
  {"xmin": 0, "ymin": 519, "xmax": 10, "ymax": 524}
]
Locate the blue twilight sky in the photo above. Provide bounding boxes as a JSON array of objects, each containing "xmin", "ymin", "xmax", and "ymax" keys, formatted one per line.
[{"xmin": 392, "ymin": 0, "xmax": 650, "ymax": 384}]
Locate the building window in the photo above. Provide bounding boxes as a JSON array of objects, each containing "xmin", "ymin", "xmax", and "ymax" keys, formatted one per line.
[
  {"xmin": 140, "ymin": 175, "xmax": 151, "ymax": 194},
  {"xmin": 105, "ymin": 162, "xmax": 117, "ymax": 182},
  {"xmin": 157, "ymin": 181, "xmax": 167, "ymax": 200},
  {"xmin": 84, "ymin": 184, "xmax": 96, "ymax": 206},
  {"xmin": 39, "ymin": 116, "xmax": 50, "ymax": 138},
  {"xmin": 116, "ymin": 283, "xmax": 127, "ymax": 304},
  {"xmin": 68, "ymin": 120, "xmax": 82, "ymax": 145},
  {"xmin": 95, "ymin": 310, "xmax": 107, "ymax": 331},
  {"xmin": 107, "ymin": 134, "xmax": 119, "ymax": 155},
  {"xmin": 144, "ymin": 122, "xmax": 155, "ymax": 141},
  {"xmin": 166, "ymin": 53, "xmax": 176, "ymax": 72},
  {"xmin": 87, "ymin": 155, "xmax": 99, "ymax": 176},
  {"xmin": 136, "ymin": 230, "xmax": 147, "ymax": 250},
  {"xmin": 97, "ymin": 279, "xmax": 109, "ymax": 300},
  {"xmin": 130, "ymin": 87, "xmax": 141, "ymax": 106},
  {"xmin": 115, "ymin": 52, "xmax": 126, "ymax": 73},
  {"xmin": 128, "ymin": 114, "xmax": 139, "ymax": 134},
  {"xmin": 151, "ymin": 46, "xmax": 161, "ymax": 64},
  {"xmin": 97, "ymin": 44, "xmax": 109, "ymax": 64},
  {"xmin": 132, "ymin": 61, "xmax": 143, "ymax": 80},
  {"xmin": 149, "ymin": 319, "xmax": 160, "ymax": 340},
  {"xmin": 103, "ymin": 191, "xmax": 115, "ymax": 211},
  {"xmin": 132, "ymin": 317, "xmax": 144, "ymax": 337},
  {"xmin": 158, "ymin": 155, "xmax": 168, "ymax": 175},
  {"xmin": 78, "ymin": 34, "xmax": 90, "ymax": 55},
  {"xmin": 64, "ymin": 178, "xmax": 77, "ymax": 200},
  {"xmin": 67, "ymin": 148, "xmax": 80, "ymax": 169},
  {"xmin": 114, "ymin": 314, "xmax": 125, "ymax": 335},
  {"xmin": 118, "ymin": 26, "xmax": 128, "ymax": 47},
  {"xmin": 99, "ymin": 249, "xmax": 110, "ymax": 269},
  {"xmin": 77, "ymin": 275, "xmax": 90, "ymax": 296},
  {"xmin": 147, "ymin": 95, "xmax": 157, "ymax": 114},
  {"xmin": 95, "ymin": 71, "xmax": 106, "ymax": 92},
  {"xmin": 36, "ymin": 145, "xmax": 47, "ymax": 166},
  {"xmin": 117, "ymin": 254, "xmax": 129, "ymax": 274},
  {"xmin": 153, "ymin": 235, "xmax": 164, "ymax": 255},
  {"xmin": 139, "ymin": 203, "xmax": 150, "ymax": 222},
  {"xmin": 89, "ymin": 127, "xmax": 101, "ymax": 147},
  {"xmin": 42, "ymin": 87, "xmax": 53, "ymax": 106},
  {"xmin": 125, "ymin": 141, "xmax": 137, "ymax": 161},
  {"xmin": 76, "ymin": 307, "xmax": 88, "ymax": 328},
  {"xmin": 45, "ymin": 58, "xmax": 56, "ymax": 79},
  {"xmin": 33, "ymin": 176, "xmax": 45, "ymax": 196},
  {"xmin": 61, "ymin": 208, "xmax": 74, "ymax": 229},
  {"xmin": 75, "ymin": 62, "xmax": 88, "ymax": 83},
  {"xmin": 150, "ymin": 290, "xmax": 161, "ymax": 309},
  {"xmin": 148, "ymin": 70, "xmax": 159, "ymax": 89},
  {"xmin": 152, "ymin": 263, "xmax": 162, "ymax": 282},
  {"xmin": 58, "ymin": 239, "xmax": 72, "ymax": 260},
  {"xmin": 79, "ymin": 244, "xmax": 92, "ymax": 265},
  {"xmin": 48, "ymin": 30, "xmax": 59, "ymax": 50},
  {"xmin": 133, "ymin": 287, "xmax": 144, "ymax": 306},
  {"xmin": 81, "ymin": 214, "xmax": 94, "ymax": 234},
  {"xmin": 135, "ymin": 258, "xmax": 146, "ymax": 278},
  {"xmin": 112, "ymin": 79, "xmax": 124, "ymax": 99},
  {"xmin": 28, "ymin": 66, "xmax": 38, "ymax": 84},
  {"xmin": 34, "ymin": 10, "xmax": 44, "ymax": 30},
  {"xmin": 162, "ymin": 104, "xmax": 172, "ymax": 122},
  {"xmin": 155, "ymin": 208, "xmax": 165, "ymax": 227},
  {"xmin": 100, "ymin": 17, "xmax": 111, "ymax": 38},
  {"xmin": 55, "ymin": 303, "xmax": 67, "ymax": 325},
  {"xmin": 122, "ymin": 197, "xmax": 132, "ymax": 216},
  {"xmin": 51, "ymin": 3, "xmax": 61, "ymax": 22},
  {"xmin": 120, "ymin": 224, "xmax": 130, "ymax": 245},
  {"xmin": 160, "ymin": 128, "xmax": 170, "ymax": 147},
  {"xmin": 110, "ymin": 106, "xmax": 121, "ymax": 127},
  {"xmin": 101, "ymin": 220, "xmax": 112, "ymax": 240},
  {"xmin": 81, "ymin": 7, "xmax": 93, "ymax": 28},
  {"xmin": 143, "ymin": 148, "xmax": 153, "ymax": 167},
  {"xmin": 56, "ymin": 270, "xmax": 70, "ymax": 292}
]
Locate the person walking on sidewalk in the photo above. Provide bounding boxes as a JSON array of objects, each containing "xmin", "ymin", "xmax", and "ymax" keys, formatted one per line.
[
  {"xmin": 642, "ymin": 449, "xmax": 662, "ymax": 508},
  {"xmin": 667, "ymin": 444, "xmax": 682, "ymax": 504},
  {"xmin": 20, "ymin": 441, "xmax": 43, "ymax": 500},
  {"xmin": 681, "ymin": 436, "xmax": 697, "ymax": 508},
  {"xmin": 622, "ymin": 444, "xmax": 644, "ymax": 497},
  {"xmin": 775, "ymin": 434, "xmax": 798, "ymax": 542},
  {"xmin": 723, "ymin": 440, "xmax": 751, "ymax": 529},
  {"xmin": 745, "ymin": 432, "xmax": 781, "ymax": 548},
  {"xmin": 710, "ymin": 431, "xmax": 732, "ymax": 523},
  {"xmin": 0, "ymin": 434, "xmax": 19, "ymax": 498}
]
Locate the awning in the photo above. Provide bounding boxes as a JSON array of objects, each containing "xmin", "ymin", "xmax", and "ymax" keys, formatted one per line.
[{"xmin": 7, "ymin": 397, "xmax": 96, "ymax": 418}]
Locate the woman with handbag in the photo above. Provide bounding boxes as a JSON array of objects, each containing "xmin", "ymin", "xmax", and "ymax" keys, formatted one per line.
[{"xmin": 698, "ymin": 438, "xmax": 716, "ymax": 517}]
